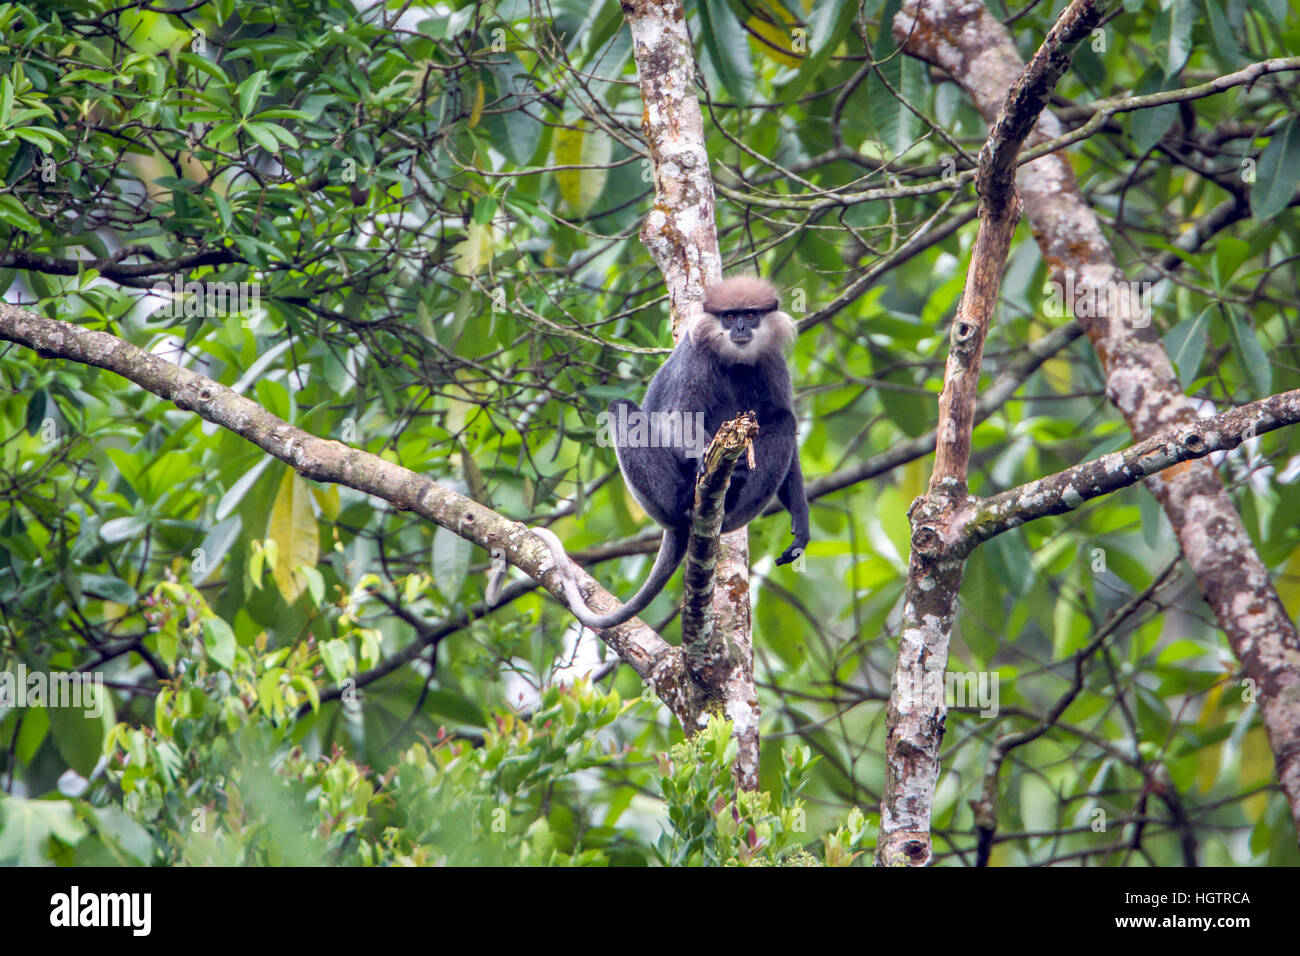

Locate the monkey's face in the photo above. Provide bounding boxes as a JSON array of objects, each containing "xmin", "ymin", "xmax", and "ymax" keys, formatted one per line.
[
  {"xmin": 693, "ymin": 306, "xmax": 796, "ymax": 364},
  {"xmin": 720, "ymin": 309, "xmax": 763, "ymax": 347}
]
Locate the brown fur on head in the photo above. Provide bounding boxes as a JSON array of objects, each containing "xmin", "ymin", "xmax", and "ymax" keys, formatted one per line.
[
  {"xmin": 691, "ymin": 275, "xmax": 796, "ymax": 364},
  {"xmin": 703, "ymin": 276, "xmax": 780, "ymax": 315}
]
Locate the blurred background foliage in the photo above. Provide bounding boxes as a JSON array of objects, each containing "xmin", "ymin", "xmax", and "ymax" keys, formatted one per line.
[{"xmin": 0, "ymin": 0, "xmax": 1298, "ymax": 864}]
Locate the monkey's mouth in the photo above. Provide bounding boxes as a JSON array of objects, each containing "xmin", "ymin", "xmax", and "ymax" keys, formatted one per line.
[{"xmin": 730, "ymin": 333, "xmax": 753, "ymax": 346}]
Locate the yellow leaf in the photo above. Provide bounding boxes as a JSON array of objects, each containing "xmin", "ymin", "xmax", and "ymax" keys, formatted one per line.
[
  {"xmin": 451, "ymin": 221, "xmax": 495, "ymax": 276},
  {"xmin": 266, "ymin": 469, "xmax": 319, "ymax": 604},
  {"xmin": 1277, "ymin": 544, "xmax": 1300, "ymax": 621},
  {"xmin": 311, "ymin": 484, "xmax": 341, "ymax": 521},
  {"xmin": 102, "ymin": 600, "xmax": 127, "ymax": 636},
  {"xmin": 746, "ymin": 4, "xmax": 801, "ymax": 69},
  {"xmin": 553, "ymin": 124, "xmax": 611, "ymax": 215},
  {"xmin": 900, "ymin": 457, "xmax": 926, "ymax": 507},
  {"xmin": 1195, "ymin": 680, "xmax": 1227, "ymax": 793},
  {"xmin": 1028, "ymin": 322, "xmax": 1073, "ymax": 393},
  {"xmin": 445, "ymin": 370, "xmax": 486, "ymax": 435},
  {"xmin": 469, "ymin": 79, "xmax": 485, "ymax": 128},
  {"xmin": 1240, "ymin": 727, "xmax": 1273, "ymax": 821}
]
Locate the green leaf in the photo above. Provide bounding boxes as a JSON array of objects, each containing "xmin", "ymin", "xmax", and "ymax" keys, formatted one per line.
[
  {"xmin": 432, "ymin": 525, "xmax": 471, "ymax": 600},
  {"xmin": 1152, "ymin": 0, "xmax": 1193, "ymax": 77},
  {"xmin": 15, "ymin": 706, "xmax": 49, "ymax": 765},
  {"xmin": 1212, "ymin": 235, "xmax": 1251, "ymax": 288},
  {"xmin": 61, "ymin": 68, "xmax": 116, "ymax": 84},
  {"xmin": 1204, "ymin": 0, "xmax": 1240, "ymax": 69},
  {"xmin": 194, "ymin": 515, "xmax": 241, "ymax": 585},
  {"xmin": 204, "ymin": 616, "xmax": 237, "ymax": 669},
  {"xmin": 1130, "ymin": 66, "xmax": 1177, "ymax": 155},
  {"xmin": 100, "ymin": 515, "xmax": 150, "ymax": 543},
  {"xmin": 243, "ymin": 121, "xmax": 281, "ymax": 154},
  {"xmin": 0, "ymin": 195, "xmax": 41, "ymax": 233},
  {"xmin": 236, "ymin": 69, "xmax": 268, "ymax": 117},
  {"xmin": 48, "ymin": 683, "xmax": 113, "ymax": 777},
  {"xmin": 264, "ymin": 123, "xmax": 299, "ymax": 150},
  {"xmin": 0, "ymin": 796, "xmax": 88, "ymax": 865},
  {"xmin": 13, "ymin": 127, "xmax": 69, "ymax": 149},
  {"xmin": 1252, "ymin": 117, "xmax": 1300, "ymax": 220},
  {"xmin": 320, "ymin": 639, "xmax": 354, "ymax": 685},
  {"xmin": 1223, "ymin": 304, "xmax": 1272, "ymax": 397},
  {"xmin": 784, "ymin": 0, "xmax": 856, "ymax": 103},
  {"xmin": 80, "ymin": 805, "xmax": 154, "ymax": 864},
  {"xmin": 424, "ymin": 690, "xmax": 488, "ymax": 727},
  {"xmin": 699, "ymin": 0, "xmax": 754, "ymax": 106},
  {"xmin": 177, "ymin": 52, "xmax": 228, "ymax": 83},
  {"xmin": 1163, "ymin": 306, "xmax": 1212, "ymax": 390},
  {"xmin": 80, "ymin": 573, "xmax": 137, "ymax": 605}
]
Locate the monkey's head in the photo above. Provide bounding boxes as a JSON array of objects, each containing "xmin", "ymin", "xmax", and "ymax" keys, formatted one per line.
[{"xmin": 693, "ymin": 276, "xmax": 796, "ymax": 364}]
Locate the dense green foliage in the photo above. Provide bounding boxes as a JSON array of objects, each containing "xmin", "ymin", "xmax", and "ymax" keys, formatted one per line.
[{"xmin": 1, "ymin": 0, "xmax": 1299, "ymax": 864}]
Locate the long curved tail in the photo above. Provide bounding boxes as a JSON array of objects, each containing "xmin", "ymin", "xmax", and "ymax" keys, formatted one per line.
[{"xmin": 532, "ymin": 525, "xmax": 689, "ymax": 629}]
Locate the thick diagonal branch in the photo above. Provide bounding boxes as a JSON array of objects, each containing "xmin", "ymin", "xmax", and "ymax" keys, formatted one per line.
[
  {"xmin": 971, "ymin": 389, "xmax": 1300, "ymax": 540},
  {"xmin": 0, "ymin": 304, "xmax": 712, "ymax": 724}
]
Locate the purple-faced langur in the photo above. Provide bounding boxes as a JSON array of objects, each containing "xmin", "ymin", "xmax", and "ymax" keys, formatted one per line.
[{"xmin": 534, "ymin": 276, "xmax": 810, "ymax": 630}]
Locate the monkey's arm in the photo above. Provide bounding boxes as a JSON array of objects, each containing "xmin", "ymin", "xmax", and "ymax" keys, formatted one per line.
[
  {"xmin": 532, "ymin": 524, "xmax": 689, "ymax": 630},
  {"xmin": 775, "ymin": 453, "xmax": 810, "ymax": 566}
]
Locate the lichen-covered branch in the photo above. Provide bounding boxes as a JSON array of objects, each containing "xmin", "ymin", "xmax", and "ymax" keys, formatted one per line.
[
  {"xmin": 877, "ymin": 0, "xmax": 1114, "ymax": 868},
  {"xmin": 622, "ymin": 0, "xmax": 723, "ymax": 325},
  {"xmin": 681, "ymin": 413, "xmax": 759, "ymax": 670},
  {"xmin": 972, "ymin": 389, "xmax": 1300, "ymax": 541},
  {"xmin": 896, "ymin": 0, "xmax": 1300, "ymax": 841},
  {"xmin": 0, "ymin": 303, "xmax": 700, "ymax": 721},
  {"xmin": 622, "ymin": 0, "xmax": 761, "ymax": 788},
  {"xmin": 674, "ymin": 413, "xmax": 762, "ymax": 789}
]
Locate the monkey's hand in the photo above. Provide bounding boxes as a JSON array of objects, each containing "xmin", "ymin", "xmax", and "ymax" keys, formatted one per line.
[{"xmin": 775, "ymin": 538, "xmax": 808, "ymax": 567}]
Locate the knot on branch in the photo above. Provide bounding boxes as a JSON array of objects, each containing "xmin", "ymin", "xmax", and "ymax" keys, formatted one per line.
[
  {"xmin": 901, "ymin": 839, "xmax": 929, "ymax": 865},
  {"xmin": 950, "ymin": 318, "xmax": 978, "ymax": 353},
  {"xmin": 1181, "ymin": 431, "xmax": 1207, "ymax": 454},
  {"xmin": 911, "ymin": 524, "xmax": 943, "ymax": 558}
]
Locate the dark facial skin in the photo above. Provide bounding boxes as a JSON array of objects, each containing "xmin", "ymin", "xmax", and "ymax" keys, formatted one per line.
[{"xmin": 718, "ymin": 309, "xmax": 765, "ymax": 346}]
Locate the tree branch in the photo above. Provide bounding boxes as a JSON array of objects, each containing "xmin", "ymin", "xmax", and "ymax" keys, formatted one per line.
[
  {"xmin": 877, "ymin": 0, "xmax": 1115, "ymax": 868},
  {"xmin": 896, "ymin": 0, "xmax": 1300, "ymax": 844},
  {"xmin": 622, "ymin": 0, "xmax": 762, "ymax": 788},
  {"xmin": 0, "ymin": 303, "xmax": 707, "ymax": 720},
  {"xmin": 971, "ymin": 390, "xmax": 1300, "ymax": 542}
]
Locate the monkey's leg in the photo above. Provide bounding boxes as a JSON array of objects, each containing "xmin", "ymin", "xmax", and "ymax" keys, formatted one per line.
[
  {"xmin": 774, "ymin": 454, "xmax": 810, "ymax": 566},
  {"xmin": 610, "ymin": 398, "xmax": 694, "ymax": 525}
]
